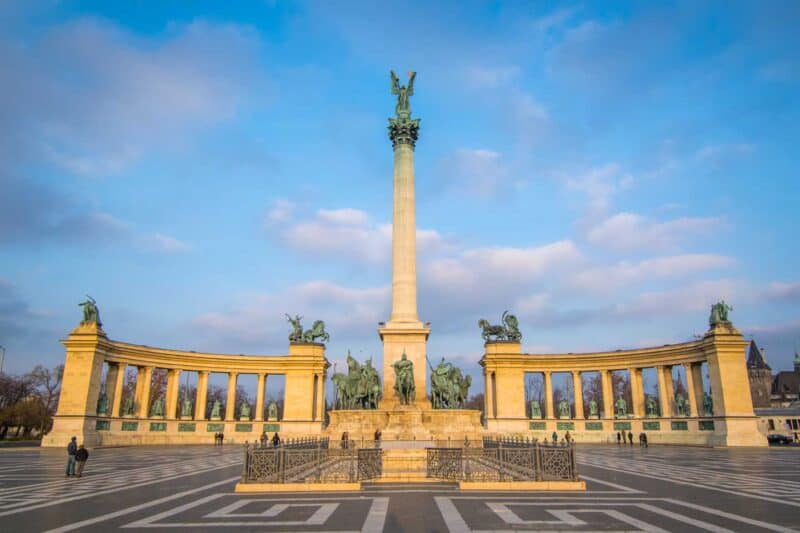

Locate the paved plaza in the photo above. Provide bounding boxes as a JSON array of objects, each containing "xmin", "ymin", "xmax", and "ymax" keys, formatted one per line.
[{"xmin": 0, "ymin": 445, "xmax": 798, "ymax": 532}]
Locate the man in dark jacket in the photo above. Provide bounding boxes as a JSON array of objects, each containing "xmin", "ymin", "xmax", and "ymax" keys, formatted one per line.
[
  {"xmin": 272, "ymin": 432, "xmax": 280, "ymax": 447},
  {"xmin": 627, "ymin": 431, "xmax": 634, "ymax": 446},
  {"xmin": 75, "ymin": 445, "xmax": 89, "ymax": 477},
  {"xmin": 65, "ymin": 436, "xmax": 77, "ymax": 477}
]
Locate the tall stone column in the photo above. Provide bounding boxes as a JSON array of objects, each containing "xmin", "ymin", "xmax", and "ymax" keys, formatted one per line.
[
  {"xmin": 601, "ymin": 370, "xmax": 614, "ymax": 419},
  {"xmin": 195, "ymin": 371, "xmax": 208, "ymax": 420},
  {"xmin": 629, "ymin": 368, "xmax": 644, "ymax": 417},
  {"xmin": 572, "ymin": 372, "xmax": 584, "ymax": 419},
  {"xmin": 684, "ymin": 363, "xmax": 699, "ymax": 416},
  {"xmin": 108, "ymin": 362, "xmax": 126, "ymax": 417},
  {"xmin": 691, "ymin": 363, "xmax": 706, "ymax": 414},
  {"xmin": 165, "ymin": 369, "xmax": 181, "ymax": 419},
  {"xmin": 380, "ymin": 70, "xmax": 430, "ymax": 406},
  {"xmin": 544, "ymin": 371, "xmax": 554, "ymax": 419},
  {"xmin": 255, "ymin": 373, "xmax": 266, "ymax": 421},
  {"xmin": 657, "ymin": 366, "xmax": 673, "ymax": 417},
  {"xmin": 225, "ymin": 372, "xmax": 238, "ymax": 420},
  {"xmin": 136, "ymin": 366, "xmax": 153, "ymax": 418}
]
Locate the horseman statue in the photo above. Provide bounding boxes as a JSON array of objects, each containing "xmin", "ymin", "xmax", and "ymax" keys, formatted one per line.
[
  {"xmin": 286, "ymin": 314, "xmax": 330, "ymax": 344},
  {"xmin": 331, "ymin": 352, "xmax": 382, "ymax": 409},
  {"xmin": 478, "ymin": 310, "xmax": 522, "ymax": 342},
  {"xmin": 393, "ymin": 351, "xmax": 415, "ymax": 405},
  {"xmin": 429, "ymin": 356, "xmax": 472, "ymax": 409}
]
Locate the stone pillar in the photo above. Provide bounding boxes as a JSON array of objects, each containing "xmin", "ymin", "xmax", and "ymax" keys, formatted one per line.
[
  {"xmin": 136, "ymin": 366, "xmax": 153, "ymax": 418},
  {"xmin": 255, "ymin": 373, "xmax": 266, "ymax": 421},
  {"xmin": 691, "ymin": 363, "xmax": 706, "ymax": 414},
  {"xmin": 657, "ymin": 366, "xmax": 673, "ymax": 417},
  {"xmin": 684, "ymin": 363, "xmax": 699, "ymax": 416},
  {"xmin": 195, "ymin": 371, "xmax": 208, "ymax": 420},
  {"xmin": 165, "ymin": 369, "xmax": 181, "ymax": 419},
  {"xmin": 225, "ymin": 372, "xmax": 237, "ymax": 420},
  {"xmin": 108, "ymin": 362, "xmax": 126, "ymax": 417},
  {"xmin": 630, "ymin": 368, "xmax": 645, "ymax": 417},
  {"xmin": 484, "ymin": 370, "xmax": 495, "ymax": 419},
  {"xmin": 316, "ymin": 373, "xmax": 326, "ymax": 422},
  {"xmin": 544, "ymin": 371, "xmax": 554, "ymax": 419},
  {"xmin": 284, "ymin": 343, "xmax": 327, "ymax": 423},
  {"xmin": 601, "ymin": 370, "xmax": 614, "ymax": 419},
  {"xmin": 572, "ymin": 372, "xmax": 584, "ymax": 419}
]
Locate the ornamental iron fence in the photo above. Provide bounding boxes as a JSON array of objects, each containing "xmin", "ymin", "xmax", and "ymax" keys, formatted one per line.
[
  {"xmin": 427, "ymin": 438, "xmax": 576, "ymax": 482},
  {"xmin": 241, "ymin": 437, "xmax": 382, "ymax": 484}
]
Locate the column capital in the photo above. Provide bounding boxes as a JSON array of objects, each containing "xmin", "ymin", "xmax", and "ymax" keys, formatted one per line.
[{"xmin": 388, "ymin": 117, "xmax": 420, "ymax": 148}]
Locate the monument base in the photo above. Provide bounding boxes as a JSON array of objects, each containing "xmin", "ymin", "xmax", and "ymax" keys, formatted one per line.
[{"xmin": 326, "ymin": 406, "xmax": 483, "ymax": 441}]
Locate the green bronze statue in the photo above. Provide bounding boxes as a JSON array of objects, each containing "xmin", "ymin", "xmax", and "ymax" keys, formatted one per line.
[
  {"xmin": 558, "ymin": 399, "xmax": 571, "ymax": 418},
  {"xmin": 267, "ymin": 401, "xmax": 279, "ymax": 421},
  {"xmin": 331, "ymin": 352, "xmax": 382, "ymax": 410},
  {"xmin": 529, "ymin": 399, "xmax": 542, "ymax": 419},
  {"xmin": 286, "ymin": 314, "xmax": 330, "ymax": 344},
  {"xmin": 393, "ymin": 352, "xmax": 415, "ymax": 405},
  {"xmin": 674, "ymin": 392, "xmax": 687, "ymax": 416},
  {"xmin": 645, "ymin": 395, "xmax": 659, "ymax": 416},
  {"xmin": 390, "ymin": 70, "xmax": 416, "ymax": 119},
  {"xmin": 78, "ymin": 295, "xmax": 101, "ymax": 326},
  {"xmin": 478, "ymin": 310, "xmax": 522, "ymax": 342},
  {"xmin": 96, "ymin": 391, "xmax": 108, "ymax": 415},
  {"xmin": 239, "ymin": 401, "xmax": 251, "ymax": 420},
  {"xmin": 181, "ymin": 397, "xmax": 193, "ymax": 417},
  {"xmin": 210, "ymin": 399, "xmax": 221, "ymax": 419},
  {"xmin": 123, "ymin": 395, "xmax": 135, "ymax": 416},
  {"xmin": 588, "ymin": 398, "xmax": 599, "ymax": 417},
  {"xmin": 615, "ymin": 395, "xmax": 627, "ymax": 417},
  {"xmin": 388, "ymin": 70, "xmax": 421, "ymax": 148},
  {"xmin": 150, "ymin": 396, "xmax": 165, "ymax": 417},
  {"xmin": 703, "ymin": 392, "xmax": 713, "ymax": 415},
  {"xmin": 709, "ymin": 300, "xmax": 733, "ymax": 326},
  {"xmin": 429, "ymin": 357, "xmax": 471, "ymax": 409}
]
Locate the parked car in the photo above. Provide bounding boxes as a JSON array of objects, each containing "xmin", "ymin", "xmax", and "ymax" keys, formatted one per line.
[{"xmin": 767, "ymin": 433, "xmax": 793, "ymax": 445}]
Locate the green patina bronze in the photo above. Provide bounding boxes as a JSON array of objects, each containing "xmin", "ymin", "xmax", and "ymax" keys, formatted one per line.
[
  {"xmin": 388, "ymin": 70, "xmax": 420, "ymax": 148},
  {"xmin": 122, "ymin": 395, "xmax": 135, "ymax": 416},
  {"xmin": 121, "ymin": 421, "xmax": 138, "ymax": 431},
  {"xmin": 393, "ymin": 351, "xmax": 415, "ymax": 405},
  {"xmin": 643, "ymin": 421, "xmax": 661, "ymax": 431},
  {"xmin": 671, "ymin": 420, "xmax": 689, "ymax": 431},
  {"xmin": 96, "ymin": 391, "xmax": 108, "ymax": 415},
  {"xmin": 235, "ymin": 423, "xmax": 252, "ymax": 432},
  {"xmin": 210, "ymin": 399, "xmax": 222, "ymax": 418},
  {"xmin": 703, "ymin": 392, "xmax": 714, "ymax": 416},
  {"xmin": 529, "ymin": 399, "xmax": 542, "ymax": 419},
  {"xmin": 206, "ymin": 423, "xmax": 224, "ymax": 432},
  {"xmin": 615, "ymin": 395, "xmax": 627, "ymax": 417},
  {"xmin": 478, "ymin": 310, "xmax": 522, "ymax": 342},
  {"xmin": 178, "ymin": 423, "xmax": 196, "ymax": 432},
  {"xmin": 181, "ymin": 397, "xmax": 193, "ymax": 417},
  {"xmin": 585, "ymin": 421, "xmax": 603, "ymax": 431},
  {"xmin": 529, "ymin": 421, "xmax": 546, "ymax": 430},
  {"xmin": 78, "ymin": 295, "xmax": 101, "ymax": 326},
  {"xmin": 709, "ymin": 299, "xmax": 733, "ymax": 326},
  {"xmin": 286, "ymin": 314, "xmax": 330, "ymax": 344},
  {"xmin": 150, "ymin": 396, "xmax": 165, "ymax": 417},
  {"xmin": 239, "ymin": 401, "xmax": 251, "ymax": 419},
  {"xmin": 588, "ymin": 398, "xmax": 599, "ymax": 417},
  {"xmin": 149, "ymin": 422, "xmax": 166, "ymax": 432},
  {"xmin": 429, "ymin": 357, "xmax": 471, "ymax": 409},
  {"xmin": 699, "ymin": 420, "xmax": 715, "ymax": 431},
  {"xmin": 267, "ymin": 401, "xmax": 279, "ymax": 421},
  {"xmin": 558, "ymin": 399, "xmax": 571, "ymax": 418},
  {"xmin": 332, "ymin": 351, "xmax": 382, "ymax": 409},
  {"xmin": 674, "ymin": 392, "xmax": 688, "ymax": 416},
  {"xmin": 95, "ymin": 420, "xmax": 110, "ymax": 431},
  {"xmin": 613, "ymin": 421, "xmax": 631, "ymax": 431},
  {"xmin": 645, "ymin": 395, "xmax": 659, "ymax": 416}
]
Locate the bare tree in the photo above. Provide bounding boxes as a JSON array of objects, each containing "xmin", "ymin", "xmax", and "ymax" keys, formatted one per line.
[{"xmin": 29, "ymin": 364, "xmax": 63, "ymax": 435}]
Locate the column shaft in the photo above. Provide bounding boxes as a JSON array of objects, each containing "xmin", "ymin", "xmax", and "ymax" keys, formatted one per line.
[
  {"xmin": 657, "ymin": 366, "xmax": 673, "ymax": 417},
  {"xmin": 630, "ymin": 368, "xmax": 645, "ymax": 417},
  {"xmin": 255, "ymin": 373, "xmax": 266, "ymax": 421},
  {"xmin": 316, "ymin": 373, "xmax": 326, "ymax": 423},
  {"xmin": 544, "ymin": 372, "xmax": 554, "ymax": 419},
  {"xmin": 195, "ymin": 371, "xmax": 208, "ymax": 420},
  {"xmin": 136, "ymin": 367, "xmax": 152, "ymax": 418},
  {"xmin": 165, "ymin": 369, "xmax": 181, "ymax": 419},
  {"xmin": 684, "ymin": 363, "xmax": 700, "ymax": 416},
  {"xmin": 388, "ymin": 143, "xmax": 419, "ymax": 324},
  {"xmin": 225, "ymin": 372, "xmax": 237, "ymax": 420},
  {"xmin": 572, "ymin": 372, "xmax": 584, "ymax": 419},
  {"xmin": 109, "ymin": 362, "xmax": 126, "ymax": 417},
  {"xmin": 601, "ymin": 370, "xmax": 614, "ymax": 419},
  {"xmin": 691, "ymin": 363, "xmax": 706, "ymax": 414}
]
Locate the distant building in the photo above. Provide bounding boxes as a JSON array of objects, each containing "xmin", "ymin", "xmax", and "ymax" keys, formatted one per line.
[
  {"xmin": 746, "ymin": 342, "xmax": 772, "ymax": 408},
  {"xmin": 771, "ymin": 351, "xmax": 800, "ymax": 407}
]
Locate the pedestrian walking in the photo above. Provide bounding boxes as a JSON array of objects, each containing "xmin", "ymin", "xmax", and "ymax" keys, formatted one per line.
[
  {"xmin": 638, "ymin": 432, "xmax": 644, "ymax": 447},
  {"xmin": 341, "ymin": 431, "xmax": 350, "ymax": 449},
  {"xmin": 551, "ymin": 431, "xmax": 558, "ymax": 445},
  {"xmin": 219, "ymin": 431, "xmax": 224, "ymax": 445},
  {"xmin": 642, "ymin": 432, "xmax": 648, "ymax": 448},
  {"xmin": 75, "ymin": 445, "xmax": 89, "ymax": 477},
  {"xmin": 65, "ymin": 436, "xmax": 77, "ymax": 477},
  {"xmin": 564, "ymin": 431, "xmax": 572, "ymax": 444},
  {"xmin": 260, "ymin": 431, "xmax": 267, "ymax": 448},
  {"xmin": 616, "ymin": 432, "xmax": 621, "ymax": 445},
  {"xmin": 272, "ymin": 432, "xmax": 281, "ymax": 447},
  {"xmin": 627, "ymin": 431, "xmax": 634, "ymax": 446}
]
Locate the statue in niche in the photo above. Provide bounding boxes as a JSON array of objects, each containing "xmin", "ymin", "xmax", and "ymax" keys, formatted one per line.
[
  {"xmin": 615, "ymin": 395, "xmax": 627, "ymax": 417},
  {"xmin": 150, "ymin": 396, "xmax": 165, "ymax": 417},
  {"xmin": 558, "ymin": 399, "xmax": 571, "ymax": 418},
  {"xmin": 709, "ymin": 300, "xmax": 733, "ymax": 327},
  {"xmin": 392, "ymin": 352, "xmax": 415, "ymax": 405},
  {"xmin": 645, "ymin": 395, "xmax": 659, "ymax": 416},
  {"xmin": 123, "ymin": 395, "xmax": 135, "ymax": 416},
  {"xmin": 181, "ymin": 397, "xmax": 193, "ymax": 417},
  {"xmin": 529, "ymin": 399, "xmax": 542, "ymax": 419},
  {"xmin": 78, "ymin": 295, "xmax": 101, "ymax": 326},
  {"xmin": 478, "ymin": 310, "xmax": 522, "ymax": 342},
  {"xmin": 703, "ymin": 392, "xmax": 713, "ymax": 416},
  {"xmin": 210, "ymin": 399, "xmax": 222, "ymax": 419},
  {"xmin": 674, "ymin": 392, "xmax": 687, "ymax": 416},
  {"xmin": 239, "ymin": 401, "xmax": 251, "ymax": 420},
  {"xmin": 588, "ymin": 398, "xmax": 599, "ymax": 417},
  {"xmin": 96, "ymin": 391, "xmax": 108, "ymax": 415},
  {"xmin": 267, "ymin": 401, "xmax": 279, "ymax": 421}
]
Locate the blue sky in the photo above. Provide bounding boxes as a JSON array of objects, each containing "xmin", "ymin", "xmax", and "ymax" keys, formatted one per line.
[{"xmin": 1, "ymin": 1, "xmax": 798, "ymax": 393}]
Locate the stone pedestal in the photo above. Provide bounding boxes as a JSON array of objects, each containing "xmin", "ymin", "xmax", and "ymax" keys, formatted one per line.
[
  {"xmin": 326, "ymin": 406, "xmax": 483, "ymax": 441},
  {"xmin": 180, "ymin": 416, "xmax": 193, "ymax": 421}
]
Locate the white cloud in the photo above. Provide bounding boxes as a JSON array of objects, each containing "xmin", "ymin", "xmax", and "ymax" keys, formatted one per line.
[
  {"xmin": 564, "ymin": 163, "xmax": 633, "ymax": 214},
  {"xmin": 143, "ymin": 233, "xmax": 193, "ymax": 254},
  {"xmin": 440, "ymin": 148, "xmax": 511, "ymax": 197},
  {"xmin": 586, "ymin": 212, "xmax": 723, "ymax": 252},
  {"xmin": 695, "ymin": 143, "xmax": 756, "ymax": 161},
  {"xmin": 763, "ymin": 282, "xmax": 800, "ymax": 301},
  {"xmin": 265, "ymin": 199, "xmax": 295, "ymax": 224},
  {"xmin": 570, "ymin": 254, "xmax": 734, "ymax": 292},
  {"xmin": 463, "ymin": 65, "xmax": 520, "ymax": 88}
]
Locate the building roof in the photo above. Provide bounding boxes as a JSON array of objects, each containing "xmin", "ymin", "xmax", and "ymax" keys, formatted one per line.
[{"xmin": 746, "ymin": 341, "xmax": 771, "ymax": 371}]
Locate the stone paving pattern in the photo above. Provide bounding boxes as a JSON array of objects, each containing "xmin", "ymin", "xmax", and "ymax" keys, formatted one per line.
[{"xmin": 1, "ymin": 444, "xmax": 798, "ymax": 532}]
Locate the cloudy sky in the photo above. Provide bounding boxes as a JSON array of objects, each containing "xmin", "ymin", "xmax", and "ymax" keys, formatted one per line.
[{"xmin": 1, "ymin": 1, "xmax": 798, "ymax": 392}]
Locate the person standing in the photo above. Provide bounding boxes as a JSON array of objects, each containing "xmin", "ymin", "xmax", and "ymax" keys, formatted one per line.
[
  {"xmin": 219, "ymin": 431, "xmax": 224, "ymax": 446},
  {"xmin": 260, "ymin": 431, "xmax": 268, "ymax": 448},
  {"xmin": 65, "ymin": 436, "xmax": 78, "ymax": 477},
  {"xmin": 642, "ymin": 432, "xmax": 648, "ymax": 448},
  {"xmin": 374, "ymin": 428, "xmax": 382, "ymax": 443},
  {"xmin": 616, "ymin": 432, "xmax": 621, "ymax": 446},
  {"xmin": 75, "ymin": 445, "xmax": 89, "ymax": 477},
  {"xmin": 551, "ymin": 431, "xmax": 558, "ymax": 445},
  {"xmin": 272, "ymin": 432, "xmax": 280, "ymax": 447},
  {"xmin": 627, "ymin": 431, "xmax": 634, "ymax": 446}
]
